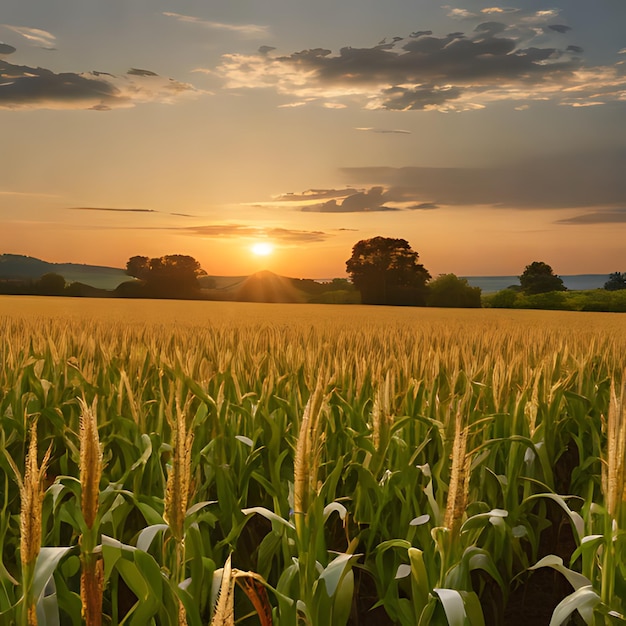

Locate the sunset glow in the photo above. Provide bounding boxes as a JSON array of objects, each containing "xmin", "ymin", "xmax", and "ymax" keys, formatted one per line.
[
  {"xmin": 1, "ymin": 1, "xmax": 624, "ymax": 278},
  {"xmin": 251, "ymin": 242, "xmax": 274, "ymax": 257}
]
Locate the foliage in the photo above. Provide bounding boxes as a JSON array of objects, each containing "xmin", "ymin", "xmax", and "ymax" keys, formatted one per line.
[
  {"xmin": 36, "ymin": 273, "xmax": 66, "ymax": 296},
  {"xmin": 604, "ymin": 272, "xmax": 626, "ymax": 291},
  {"xmin": 427, "ymin": 274, "xmax": 481, "ymax": 308},
  {"xmin": 0, "ymin": 300, "xmax": 625, "ymax": 624},
  {"xmin": 488, "ymin": 288, "xmax": 519, "ymax": 308},
  {"xmin": 125, "ymin": 255, "xmax": 207, "ymax": 298},
  {"xmin": 519, "ymin": 261, "xmax": 566, "ymax": 295},
  {"xmin": 484, "ymin": 288, "xmax": 626, "ymax": 312},
  {"xmin": 346, "ymin": 237, "xmax": 430, "ymax": 305}
]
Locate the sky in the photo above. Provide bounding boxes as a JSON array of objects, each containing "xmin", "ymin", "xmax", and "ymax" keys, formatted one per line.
[{"xmin": 1, "ymin": 0, "xmax": 625, "ymax": 278}]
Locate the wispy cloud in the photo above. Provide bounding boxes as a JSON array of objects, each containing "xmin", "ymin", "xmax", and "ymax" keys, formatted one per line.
[
  {"xmin": 215, "ymin": 11, "xmax": 623, "ymax": 112},
  {"xmin": 162, "ymin": 12, "xmax": 269, "ymax": 37},
  {"xmin": 70, "ymin": 207, "xmax": 157, "ymax": 213},
  {"xmin": 355, "ymin": 127, "xmax": 411, "ymax": 134},
  {"xmin": 182, "ymin": 224, "xmax": 329, "ymax": 243},
  {"xmin": 0, "ymin": 55, "xmax": 199, "ymax": 110},
  {"xmin": 1, "ymin": 24, "xmax": 56, "ymax": 48},
  {"xmin": 69, "ymin": 207, "xmax": 194, "ymax": 217},
  {"xmin": 556, "ymin": 208, "xmax": 626, "ymax": 224}
]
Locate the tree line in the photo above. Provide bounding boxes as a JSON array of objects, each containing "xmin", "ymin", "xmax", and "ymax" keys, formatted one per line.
[{"xmin": 1, "ymin": 241, "xmax": 623, "ymax": 307}]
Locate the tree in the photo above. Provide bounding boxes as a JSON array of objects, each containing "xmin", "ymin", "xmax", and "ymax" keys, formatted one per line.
[
  {"xmin": 125, "ymin": 254, "xmax": 206, "ymax": 297},
  {"xmin": 604, "ymin": 272, "xmax": 626, "ymax": 291},
  {"xmin": 519, "ymin": 261, "xmax": 566, "ymax": 295},
  {"xmin": 346, "ymin": 237, "xmax": 430, "ymax": 305},
  {"xmin": 427, "ymin": 274, "xmax": 481, "ymax": 308},
  {"xmin": 36, "ymin": 273, "xmax": 66, "ymax": 295}
]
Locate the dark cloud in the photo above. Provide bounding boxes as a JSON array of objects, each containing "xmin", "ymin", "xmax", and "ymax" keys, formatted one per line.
[
  {"xmin": 340, "ymin": 151, "xmax": 626, "ymax": 210},
  {"xmin": 183, "ymin": 224, "xmax": 329, "ymax": 243},
  {"xmin": 380, "ymin": 85, "xmax": 463, "ymax": 111},
  {"xmin": 275, "ymin": 188, "xmax": 357, "ymax": 201},
  {"xmin": 258, "ymin": 46, "xmax": 276, "ymax": 55},
  {"xmin": 301, "ymin": 186, "xmax": 402, "ymax": 212},
  {"xmin": 218, "ymin": 22, "xmax": 600, "ymax": 111},
  {"xmin": 70, "ymin": 207, "xmax": 157, "ymax": 213},
  {"xmin": 567, "ymin": 45, "xmax": 584, "ymax": 54},
  {"xmin": 127, "ymin": 68, "xmax": 159, "ymax": 77},
  {"xmin": 262, "ymin": 151, "xmax": 626, "ymax": 215},
  {"xmin": 548, "ymin": 24, "xmax": 572, "ymax": 34},
  {"xmin": 69, "ymin": 206, "xmax": 194, "ymax": 217},
  {"xmin": 408, "ymin": 202, "xmax": 439, "ymax": 210},
  {"xmin": 474, "ymin": 21, "xmax": 508, "ymax": 36},
  {"xmin": 556, "ymin": 209, "xmax": 626, "ymax": 224},
  {"xmin": 0, "ymin": 43, "xmax": 16, "ymax": 55},
  {"xmin": 0, "ymin": 59, "xmax": 197, "ymax": 110}
]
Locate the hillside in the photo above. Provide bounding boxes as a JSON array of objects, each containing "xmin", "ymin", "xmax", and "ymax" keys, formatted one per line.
[{"xmin": 0, "ymin": 254, "xmax": 127, "ymax": 290}]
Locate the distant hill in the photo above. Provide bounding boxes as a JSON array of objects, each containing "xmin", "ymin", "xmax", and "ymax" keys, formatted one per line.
[
  {"xmin": 0, "ymin": 254, "xmax": 128, "ymax": 290},
  {"xmin": 0, "ymin": 254, "xmax": 613, "ymax": 297},
  {"xmin": 464, "ymin": 274, "xmax": 610, "ymax": 293}
]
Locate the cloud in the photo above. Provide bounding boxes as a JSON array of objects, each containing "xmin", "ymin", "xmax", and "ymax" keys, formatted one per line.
[
  {"xmin": 481, "ymin": 7, "xmax": 519, "ymax": 14},
  {"xmin": 548, "ymin": 24, "xmax": 572, "ymax": 34},
  {"xmin": 340, "ymin": 151, "xmax": 626, "ymax": 210},
  {"xmin": 408, "ymin": 202, "xmax": 439, "ymax": 210},
  {"xmin": 182, "ymin": 224, "xmax": 330, "ymax": 243},
  {"xmin": 0, "ymin": 57, "xmax": 198, "ymax": 110},
  {"xmin": 69, "ymin": 207, "xmax": 194, "ymax": 217},
  {"xmin": 274, "ymin": 186, "xmax": 433, "ymax": 212},
  {"xmin": 162, "ymin": 12, "xmax": 268, "ymax": 37},
  {"xmin": 1, "ymin": 25, "xmax": 56, "ymax": 48},
  {"xmin": 355, "ymin": 127, "xmax": 411, "ymax": 134},
  {"xmin": 127, "ymin": 68, "xmax": 159, "ymax": 77},
  {"xmin": 0, "ymin": 43, "xmax": 16, "ymax": 55},
  {"xmin": 215, "ymin": 20, "xmax": 624, "ymax": 111},
  {"xmin": 70, "ymin": 207, "xmax": 157, "ymax": 213},
  {"xmin": 275, "ymin": 189, "xmax": 358, "ymax": 201},
  {"xmin": 444, "ymin": 7, "xmax": 479, "ymax": 20},
  {"xmin": 556, "ymin": 208, "xmax": 626, "ymax": 224}
]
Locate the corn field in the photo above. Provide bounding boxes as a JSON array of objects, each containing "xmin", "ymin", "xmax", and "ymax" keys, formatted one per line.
[{"xmin": 0, "ymin": 296, "xmax": 625, "ymax": 625}]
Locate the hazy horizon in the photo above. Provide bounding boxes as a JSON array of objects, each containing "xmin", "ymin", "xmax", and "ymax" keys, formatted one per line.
[{"xmin": 1, "ymin": 1, "xmax": 625, "ymax": 277}]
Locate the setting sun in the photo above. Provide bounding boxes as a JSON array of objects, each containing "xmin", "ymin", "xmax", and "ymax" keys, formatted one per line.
[{"xmin": 251, "ymin": 242, "xmax": 274, "ymax": 256}]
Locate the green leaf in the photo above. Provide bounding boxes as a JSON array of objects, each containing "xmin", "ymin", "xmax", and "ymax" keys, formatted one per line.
[
  {"xmin": 319, "ymin": 553, "xmax": 356, "ymax": 597},
  {"xmin": 549, "ymin": 586, "xmax": 601, "ymax": 626},
  {"xmin": 434, "ymin": 588, "xmax": 467, "ymax": 626},
  {"xmin": 323, "ymin": 502, "xmax": 348, "ymax": 522},
  {"xmin": 32, "ymin": 547, "xmax": 72, "ymax": 606},
  {"xmin": 242, "ymin": 506, "xmax": 295, "ymax": 531},
  {"xmin": 408, "ymin": 547, "xmax": 430, "ymax": 618},
  {"xmin": 529, "ymin": 555, "xmax": 592, "ymax": 591},
  {"xmin": 332, "ymin": 568, "xmax": 354, "ymax": 626},
  {"xmin": 136, "ymin": 524, "xmax": 169, "ymax": 553}
]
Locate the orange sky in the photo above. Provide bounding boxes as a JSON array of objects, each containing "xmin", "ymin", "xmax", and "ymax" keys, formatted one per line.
[{"xmin": 1, "ymin": 1, "xmax": 625, "ymax": 278}]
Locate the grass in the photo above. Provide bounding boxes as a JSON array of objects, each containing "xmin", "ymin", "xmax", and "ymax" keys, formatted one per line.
[{"xmin": 0, "ymin": 296, "xmax": 625, "ymax": 625}]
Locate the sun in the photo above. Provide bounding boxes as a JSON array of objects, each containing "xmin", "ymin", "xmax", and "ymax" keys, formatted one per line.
[{"xmin": 251, "ymin": 242, "xmax": 274, "ymax": 256}]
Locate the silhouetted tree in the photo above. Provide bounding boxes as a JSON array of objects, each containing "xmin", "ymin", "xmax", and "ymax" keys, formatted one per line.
[
  {"xmin": 125, "ymin": 254, "xmax": 206, "ymax": 297},
  {"xmin": 427, "ymin": 274, "xmax": 481, "ymax": 308},
  {"xmin": 604, "ymin": 272, "xmax": 626, "ymax": 291},
  {"xmin": 519, "ymin": 261, "xmax": 566, "ymax": 295},
  {"xmin": 126, "ymin": 256, "xmax": 150, "ymax": 281},
  {"xmin": 346, "ymin": 237, "xmax": 430, "ymax": 305},
  {"xmin": 36, "ymin": 273, "xmax": 66, "ymax": 295}
]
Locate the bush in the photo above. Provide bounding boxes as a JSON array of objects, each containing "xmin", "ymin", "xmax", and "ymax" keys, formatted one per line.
[
  {"xmin": 488, "ymin": 289, "xmax": 519, "ymax": 308},
  {"xmin": 427, "ymin": 274, "xmax": 482, "ymax": 308}
]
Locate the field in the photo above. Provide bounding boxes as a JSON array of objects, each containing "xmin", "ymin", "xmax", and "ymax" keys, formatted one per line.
[{"xmin": 0, "ymin": 296, "xmax": 625, "ymax": 625}]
